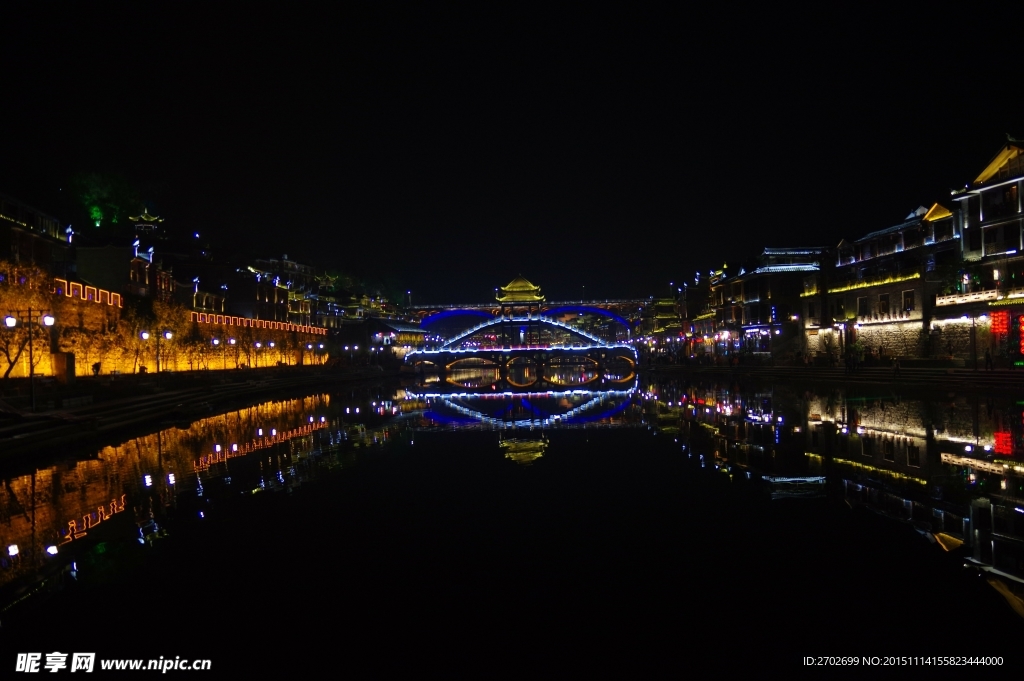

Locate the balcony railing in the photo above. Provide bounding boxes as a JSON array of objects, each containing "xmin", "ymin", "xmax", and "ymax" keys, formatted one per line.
[{"xmin": 935, "ymin": 290, "xmax": 999, "ymax": 306}]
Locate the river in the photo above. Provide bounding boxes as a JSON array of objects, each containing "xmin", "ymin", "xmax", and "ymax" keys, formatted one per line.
[{"xmin": 2, "ymin": 372, "xmax": 1022, "ymax": 673}]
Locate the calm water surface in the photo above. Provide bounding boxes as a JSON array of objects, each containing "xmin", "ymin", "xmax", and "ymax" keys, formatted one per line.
[{"xmin": 2, "ymin": 374, "xmax": 1023, "ymax": 673}]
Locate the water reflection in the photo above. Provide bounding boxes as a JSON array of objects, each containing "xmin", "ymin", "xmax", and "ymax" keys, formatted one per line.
[
  {"xmin": 405, "ymin": 380, "xmax": 639, "ymax": 429},
  {"xmin": 642, "ymin": 375, "xmax": 1024, "ymax": 603},
  {"xmin": 0, "ymin": 391, "xmax": 409, "ymax": 599},
  {"xmin": 500, "ymin": 435, "xmax": 548, "ymax": 465},
  {"xmin": 6, "ymin": 374, "xmax": 1024, "ymax": 628}
]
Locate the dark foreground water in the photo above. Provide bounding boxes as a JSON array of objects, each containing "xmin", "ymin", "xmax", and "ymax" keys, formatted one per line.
[{"xmin": 2, "ymin": 376, "xmax": 1022, "ymax": 675}]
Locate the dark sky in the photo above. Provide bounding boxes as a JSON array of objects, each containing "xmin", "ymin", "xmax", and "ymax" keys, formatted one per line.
[{"xmin": 3, "ymin": 5, "xmax": 1022, "ymax": 303}]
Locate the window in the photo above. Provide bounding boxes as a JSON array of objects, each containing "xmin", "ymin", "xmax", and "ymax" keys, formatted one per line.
[
  {"xmin": 807, "ymin": 302, "xmax": 815, "ymax": 318},
  {"xmin": 878, "ymin": 294, "xmax": 890, "ymax": 316},
  {"xmin": 862, "ymin": 437, "xmax": 875, "ymax": 457},
  {"xmin": 883, "ymin": 439, "xmax": 895, "ymax": 461},
  {"xmin": 1004, "ymin": 222, "xmax": 1020, "ymax": 248},
  {"xmin": 857, "ymin": 297, "xmax": 868, "ymax": 317},
  {"xmin": 833, "ymin": 299, "xmax": 845, "ymax": 318},
  {"xmin": 984, "ymin": 228, "xmax": 997, "ymax": 244},
  {"xmin": 907, "ymin": 444, "xmax": 920, "ymax": 467},
  {"xmin": 969, "ymin": 228, "xmax": 981, "ymax": 251},
  {"xmin": 902, "ymin": 290, "xmax": 914, "ymax": 312}
]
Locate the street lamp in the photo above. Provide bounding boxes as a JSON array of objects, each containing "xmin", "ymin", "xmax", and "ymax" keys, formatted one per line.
[
  {"xmin": 255, "ymin": 341, "xmax": 262, "ymax": 368},
  {"xmin": 140, "ymin": 330, "xmax": 173, "ymax": 372},
  {"xmin": 212, "ymin": 338, "xmax": 227, "ymax": 370},
  {"xmin": 4, "ymin": 309, "xmax": 56, "ymax": 410}
]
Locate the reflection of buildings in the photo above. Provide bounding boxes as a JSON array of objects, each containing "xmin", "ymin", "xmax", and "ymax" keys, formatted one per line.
[
  {"xmin": 500, "ymin": 436, "xmax": 548, "ymax": 465},
  {"xmin": 653, "ymin": 376, "xmax": 1024, "ymax": 584},
  {"xmin": 805, "ymin": 390, "xmax": 1024, "ymax": 581},
  {"xmin": 0, "ymin": 393, "xmax": 337, "ymax": 595}
]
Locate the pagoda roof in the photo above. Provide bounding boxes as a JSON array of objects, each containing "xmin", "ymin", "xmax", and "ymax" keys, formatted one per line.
[
  {"xmin": 129, "ymin": 209, "xmax": 163, "ymax": 223},
  {"xmin": 973, "ymin": 142, "xmax": 1024, "ymax": 186},
  {"xmin": 497, "ymin": 276, "xmax": 545, "ymax": 302}
]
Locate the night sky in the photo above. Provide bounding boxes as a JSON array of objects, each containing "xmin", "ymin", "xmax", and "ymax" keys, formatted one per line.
[{"xmin": 3, "ymin": 6, "xmax": 1022, "ymax": 303}]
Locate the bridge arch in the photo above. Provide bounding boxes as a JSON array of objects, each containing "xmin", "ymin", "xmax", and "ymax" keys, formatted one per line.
[{"xmin": 441, "ymin": 316, "xmax": 607, "ymax": 350}]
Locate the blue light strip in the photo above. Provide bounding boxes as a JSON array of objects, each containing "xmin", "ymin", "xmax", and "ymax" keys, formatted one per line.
[
  {"xmin": 408, "ymin": 343, "xmax": 638, "ymax": 357},
  {"xmin": 428, "ymin": 384, "xmax": 638, "ymax": 427},
  {"xmin": 437, "ymin": 316, "xmax": 610, "ymax": 350}
]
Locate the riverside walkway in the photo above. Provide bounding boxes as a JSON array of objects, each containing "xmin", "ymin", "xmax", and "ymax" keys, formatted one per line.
[{"xmin": 0, "ymin": 366, "xmax": 392, "ymax": 458}]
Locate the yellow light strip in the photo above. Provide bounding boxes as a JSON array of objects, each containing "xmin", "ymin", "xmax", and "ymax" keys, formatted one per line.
[
  {"xmin": 826, "ymin": 272, "xmax": 921, "ymax": 295},
  {"xmin": 0, "ymin": 212, "xmax": 29, "ymax": 228},
  {"xmin": 832, "ymin": 456, "xmax": 927, "ymax": 484}
]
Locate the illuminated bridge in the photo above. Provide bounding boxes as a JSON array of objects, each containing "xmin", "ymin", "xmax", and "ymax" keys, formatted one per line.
[
  {"xmin": 411, "ymin": 276, "xmax": 648, "ymax": 345},
  {"xmin": 406, "ymin": 278, "xmax": 638, "ymax": 391}
]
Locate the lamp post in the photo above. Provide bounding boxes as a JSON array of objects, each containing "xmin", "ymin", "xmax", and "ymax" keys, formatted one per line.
[
  {"xmin": 141, "ymin": 330, "xmax": 173, "ymax": 373},
  {"xmin": 4, "ymin": 308, "xmax": 56, "ymax": 411},
  {"xmin": 254, "ymin": 342, "xmax": 262, "ymax": 369},
  {"xmin": 212, "ymin": 338, "xmax": 226, "ymax": 370}
]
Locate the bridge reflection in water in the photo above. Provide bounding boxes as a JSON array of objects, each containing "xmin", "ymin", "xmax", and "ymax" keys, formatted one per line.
[{"xmin": 406, "ymin": 381, "xmax": 638, "ymax": 430}]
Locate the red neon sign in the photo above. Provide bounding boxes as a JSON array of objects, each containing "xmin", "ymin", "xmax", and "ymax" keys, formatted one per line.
[
  {"xmin": 994, "ymin": 431, "xmax": 1013, "ymax": 456},
  {"xmin": 991, "ymin": 310, "xmax": 1009, "ymax": 334}
]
